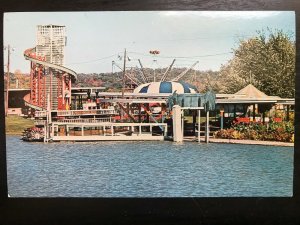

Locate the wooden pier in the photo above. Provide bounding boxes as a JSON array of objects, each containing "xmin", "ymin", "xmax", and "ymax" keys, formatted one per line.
[{"xmin": 48, "ymin": 122, "xmax": 167, "ymax": 142}]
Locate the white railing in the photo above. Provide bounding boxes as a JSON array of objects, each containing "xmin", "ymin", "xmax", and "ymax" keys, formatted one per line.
[
  {"xmin": 57, "ymin": 109, "xmax": 116, "ymax": 116},
  {"xmin": 34, "ymin": 120, "xmax": 46, "ymax": 125},
  {"xmin": 51, "ymin": 122, "xmax": 168, "ymax": 137},
  {"xmin": 57, "ymin": 118, "xmax": 112, "ymax": 123},
  {"xmin": 35, "ymin": 111, "xmax": 47, "ymax": 117}
]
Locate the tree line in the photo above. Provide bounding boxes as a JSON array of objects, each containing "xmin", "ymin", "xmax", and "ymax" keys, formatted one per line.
[{"xmin": 217, "ymin": 29, "xmax": 295, "ymax": 98}]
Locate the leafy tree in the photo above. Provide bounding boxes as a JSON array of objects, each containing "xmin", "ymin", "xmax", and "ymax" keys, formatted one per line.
[{"xmin": 219, "ymin": 29, "xmax": 295, "ymax": 97}]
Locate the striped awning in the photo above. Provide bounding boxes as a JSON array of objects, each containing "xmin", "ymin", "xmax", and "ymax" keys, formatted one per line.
[{"xmin": 133, "ymin": 81, "xmax": 198, "ymax": 94}]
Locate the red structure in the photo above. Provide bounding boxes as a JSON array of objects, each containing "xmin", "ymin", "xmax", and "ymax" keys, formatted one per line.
[
  {"xmin": 23, "ymin": 25, "xmax": 77, "ymax": 111},
  {"xmin": 24, "ymin": 48, "xmax": 76, "ymax": 111}
]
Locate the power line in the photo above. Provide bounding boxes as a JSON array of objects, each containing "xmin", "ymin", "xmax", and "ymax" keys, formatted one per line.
[
  {"xmin": 64, "ymin": 50, "xmax": 233, "ymax": 68},
  {"xmin": 66, "ymin": 54, "xmax": 119, "ymax": 65},
  {"xmin": 128, "ymin": 51, "xmax": 233, "ymax": 59}
]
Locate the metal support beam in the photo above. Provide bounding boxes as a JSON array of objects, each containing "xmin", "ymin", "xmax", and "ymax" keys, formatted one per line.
[
  {"xmin": 171, "ymin": 61, "xmax": 199, "ymax": 81},
  {"xmin": 138, "ymin": 59, "xmax": 148, "ymax": 83},
  {"xmin": 160, "ymin": 59, "xmax": 176, "ymax": 82},
  {"xmin": 117, "ymin": 102, "xmax": 137, "ymax": 122}
]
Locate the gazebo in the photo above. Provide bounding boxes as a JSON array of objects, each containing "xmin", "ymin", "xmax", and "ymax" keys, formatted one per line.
[{"xmin": 215, "ymin": 84, "xmax": 294, "ymax": 128}]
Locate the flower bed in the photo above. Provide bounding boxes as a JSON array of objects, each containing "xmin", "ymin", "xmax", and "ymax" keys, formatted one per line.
[{"xmin": 214, "ymin": 121, "xmax": 294, "ymax": 143}]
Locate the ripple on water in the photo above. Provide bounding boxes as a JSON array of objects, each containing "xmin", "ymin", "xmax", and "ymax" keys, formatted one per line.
[{"xmin": 6, "ymin": 136, "xmax": 294, "ymax": 197}]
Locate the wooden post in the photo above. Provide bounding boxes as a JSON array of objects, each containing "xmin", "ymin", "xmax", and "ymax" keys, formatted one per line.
[
  {"xmin": 192, "ymin": 110, "xmax": 196, "ymax": 135},
  {"xmin": 51, "ymin": 124, "xmax": 54, "ymax": 139},
  {"xmin": 198, "ymin": 109, "xmax": 201, "ymax": 143},
  {"xmin": 127, "ymin": 103, "xmax": 130, "ymax": 121},
  {"xmin": 243, "ymin": 104, "xmax": 247, "ymax": 116},
  {"xmin": 81, "ymin": 125, "xmax": 84, "ymax": 136},
  {"xmin": 172, "ymin": 105, "xmax": 183, "ymax": 142},
  {"xmin": 111, "ymin": 126, "xmax": 114, "ymax": 136},
  {"xmin": 146, "ymin": 103, "xmax": 150, "ymax": 123},
  {"xmin": 252, "ymin": 104, "xmax": 256, "ymax": 121},
  {"xmin": 220, "ymin": 111, "xmax": 224, "ymax": 130},
  {"xmin": 138, "ymin": 104, "xmax": 142, "ymax": 123},
  {"xmin": 161, "ymin": 103, "xmax": 164, "ymax": 123},
  {"xmin": 164, "ymin": 124, "xmax": 167, "ymax": 137},
  {"xmin": 181, "ymin": 109, "xmax": 184, "ymax": 139},
  {"xmin": 233, "ymin": 104, "xmax": 236, "ymax": 119},
  {"xmin": 286, "ymin": 105, "xmax": 290, "ymax": 121},
  {"xmin": 122, "ymin": 48, "xmax": 127, "ymax": 98},
  {"xmin": 220, "ymin": 105, "xmax": 224, "ymax": 130},
  {"xmin": 205, "ymin": 110, "xmax": 209, "ymax": 143},
  {"xmin": 44, "ymin": 126, "xmax": 47, "ymax": 143}
]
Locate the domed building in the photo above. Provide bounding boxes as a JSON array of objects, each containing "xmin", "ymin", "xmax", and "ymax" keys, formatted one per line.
[{"xmin": 133, "ymin": 81, "xmax": 198, "ymax": 94}]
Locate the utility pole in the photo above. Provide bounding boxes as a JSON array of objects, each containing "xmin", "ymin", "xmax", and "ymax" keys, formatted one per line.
[
  {"xmin": 5, "ymin": 45, "xmax": 11, "ymax": 117},
  {"xmin": 122, "ymin": 48, "xmax": 127, "ymax": 98},
  {"xmin": 153, "ymin": 65, "xmax": 156, "ymax": 82}
]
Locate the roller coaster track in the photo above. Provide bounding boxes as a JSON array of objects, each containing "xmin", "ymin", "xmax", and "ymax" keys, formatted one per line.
[
  {"xmin": 24, "ymin": 93, "xmax": 44, "ymax": 111},
  {"xmin": 23, "ymin": 48, "xmax": 77, "ymax": 110},
  {"xmin": 24, "ymin": 48, "xmax": 77, "ymax": 80}
]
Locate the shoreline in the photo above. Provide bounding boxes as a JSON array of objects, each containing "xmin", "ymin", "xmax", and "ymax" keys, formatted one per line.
[
  {"xmin": 6, "ymin": 133, "xmax": 23, "ymax": 136},
  {"xmin": 209, "ymin": 138, "xmax": 294, "ymax": 147},
  {"xmin": 6, "ymin": 134, "xmax": 294, "ymax": 147},
  {"xmin": 183, "ymin": 137, "xmax": 294, "ymax": 147}
]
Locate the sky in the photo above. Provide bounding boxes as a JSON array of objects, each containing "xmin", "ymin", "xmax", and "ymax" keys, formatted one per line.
[{"xmin": 3, "ymin": 11, "xmax": 295, "ymax": 74}]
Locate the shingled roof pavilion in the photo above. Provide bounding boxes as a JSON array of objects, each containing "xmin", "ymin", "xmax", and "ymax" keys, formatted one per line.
[
  {"xmin": 214, "ymin": 84, "xmax": 294, "ymax": 128},
  {"xmin": 233, "ymin": 84, "xmax": 279, "ymax": 100}
]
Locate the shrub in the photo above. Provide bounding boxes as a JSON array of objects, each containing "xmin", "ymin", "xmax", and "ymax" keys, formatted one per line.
[{"xmin": 214, "ymin": 121, "xmax": 294, "ymax": 142}]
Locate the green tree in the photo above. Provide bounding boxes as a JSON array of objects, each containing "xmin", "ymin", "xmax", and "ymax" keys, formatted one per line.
[{"xmin": 219, "ymin": 29, "xmax": 295, "ymax": 97}]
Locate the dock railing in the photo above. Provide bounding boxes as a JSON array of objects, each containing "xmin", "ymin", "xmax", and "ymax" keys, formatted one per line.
[
  {"xmin": 57, "ymin": 109, "xmax": 117, "ymax": 116},
  {"xmin": 35, "ymin": 109, "xmax": 117, "ymax": 117},
  {"xmin": 34, "ymin": 120, "xmax": 46, "ymax": 126},
  {"xmin": 51, "ymin": 122, "xmax": 168, "ymax": 138},
  {"xmin": 35, "ymin": 111, "xmax": 47, "ymax": 117},
  {"xmin": 58, "ymin": 118, "xmax": 112, "ymax": 123},
  {"xmin": 35, "ymin": 117, "xmax": 113, "ymax": 125}
]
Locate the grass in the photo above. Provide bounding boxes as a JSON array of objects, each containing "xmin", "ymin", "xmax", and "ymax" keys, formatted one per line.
[{"xmin": 5, "ymin": 115, "xmax": 34, "ymax": 135}]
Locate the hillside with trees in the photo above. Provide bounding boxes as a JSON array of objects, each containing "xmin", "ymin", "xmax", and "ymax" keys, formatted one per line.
[
  {"xmin": 73, "ymin": 68, "xmax": 220, "ymax": 93},
  {"xmin": 3, "ymin": 70, "xmax": 30, "ymax": 89}
]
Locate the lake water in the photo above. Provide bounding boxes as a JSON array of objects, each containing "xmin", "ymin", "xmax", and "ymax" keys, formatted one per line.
[{"xmin": 6, "ymin": 135, "xmax": 293, "ymax": 197}]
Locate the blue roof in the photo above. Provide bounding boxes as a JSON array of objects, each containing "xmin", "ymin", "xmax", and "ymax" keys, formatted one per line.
[{"xmin": 134, "ymin": 81, "xmax": 198, "ymax": 94}]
